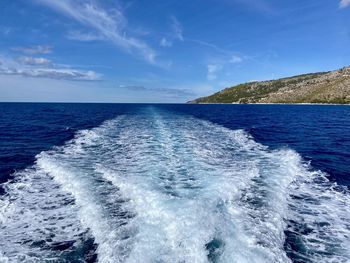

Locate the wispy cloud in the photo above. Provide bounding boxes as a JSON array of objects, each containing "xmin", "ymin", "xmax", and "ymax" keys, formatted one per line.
[
  {"xmin": 67, "ymin": 30, "xmax": 104, "ymax": 41},
  {"xmin": 207, "ymin": 64, "xmax": 222, "ymax": 80},
  {"xmin": 36, "ymin": 0, "xmax": 157, "ymax": 63},
  {"xmin": 12, "ymin": 45, "xmax": 52, "ymax": 55},
  {"xmin": 18, "ymin": 56, "xmax": 52, "ymax": 66},
  {"xmin": 1, "ymin": 68, "xmax": 100, "ymax": 81},
  {"xmin": 160, "ymin": 37, "xmax": 173, "ymax": 47},
  {"xmin": 339, "ymin": 0, "xmax": 350, "ymax": 8},
  {"xmin": 159, "ymin": 16, "xmax": 184, "ymax": 48},
  {"xmin": 163, "ymin": 15, "xmax": 242, "ymax": 65},
  {"xmin": 204, "ymin": 53, "xmax": 246, "ymax": 82},
  {"xmin": 0, "ymin": 54, "xmax": 101, "ymax": 81},
  {"xmin": 119, "ymin": 85, "xmax": 194, "ymax": 98},
  {"xmin": 171, "ymin": 16, "xmax": 184, "ymax": 41},
  {"xmin": 187, "ymin": 38, "xmax": 230, "ymax": 54},
  {"xmin": 230, "ymin": 55, "xmax": 243, "ymax": 64}
]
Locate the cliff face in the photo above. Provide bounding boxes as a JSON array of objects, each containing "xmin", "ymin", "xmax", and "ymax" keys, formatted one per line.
[{"xmin": 191, "ymin": 67, "xmax": 350, "ymax": 104}]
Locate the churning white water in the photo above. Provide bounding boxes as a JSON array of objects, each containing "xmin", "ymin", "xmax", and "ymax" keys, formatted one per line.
[{"xmin": 0, "ymin": 107, "xmax": 349, "ymax": 263}]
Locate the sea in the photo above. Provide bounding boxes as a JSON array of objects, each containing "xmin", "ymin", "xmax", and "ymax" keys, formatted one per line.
[{"xmin": 0, "ymin": 103, "xmax": 349, "ymax": 263}]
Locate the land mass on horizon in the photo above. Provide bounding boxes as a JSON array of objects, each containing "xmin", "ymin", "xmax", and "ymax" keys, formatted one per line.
[{"xmin": 190, "ymin": 66, "xmax": 350, "ymax": 104}]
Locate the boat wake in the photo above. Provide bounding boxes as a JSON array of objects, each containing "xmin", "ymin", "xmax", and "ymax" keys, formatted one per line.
[{"xmin": 1, "ymin": 107, "xmax": 349, "ymax": 263}]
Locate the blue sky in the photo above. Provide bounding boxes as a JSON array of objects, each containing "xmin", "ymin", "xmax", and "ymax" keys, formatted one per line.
[{"xmin": 0, "ymin": 0, "xmax": 350, "ymax": 102}]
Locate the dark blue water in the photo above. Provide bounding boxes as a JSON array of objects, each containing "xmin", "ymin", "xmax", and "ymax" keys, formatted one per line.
[
  {"xmin": 0, "ymin": 103, "xmax": 146, "ymax": 196},
  {"xmin": 0, "ymin": 103, "xmax": 349, "ymax": 263}
]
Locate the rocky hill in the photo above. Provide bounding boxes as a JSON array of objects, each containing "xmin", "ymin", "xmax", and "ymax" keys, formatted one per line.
[{"xmin": 190, "ymin": 67, "xmax": 350, "ymax": 104}]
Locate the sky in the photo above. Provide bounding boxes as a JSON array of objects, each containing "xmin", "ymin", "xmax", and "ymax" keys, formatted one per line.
[{"xmin": 0, "ymin": 0, "xmax": 350, "ymax": 103}]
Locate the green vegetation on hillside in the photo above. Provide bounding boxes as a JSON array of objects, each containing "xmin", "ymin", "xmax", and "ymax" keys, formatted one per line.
[{"xmin": 190, "ymin": 68, "xmax": 350, "ymax": 104}]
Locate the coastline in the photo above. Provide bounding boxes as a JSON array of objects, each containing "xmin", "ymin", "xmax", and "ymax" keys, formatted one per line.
[{"xmin": 189, "ymin": 102, "xmax": 350, "ymax": 106}]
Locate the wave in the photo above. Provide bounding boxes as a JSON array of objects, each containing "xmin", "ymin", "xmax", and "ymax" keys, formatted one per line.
[{"xmin": 0, "ymin": 107, "xmax": 349, "ymax": 262}]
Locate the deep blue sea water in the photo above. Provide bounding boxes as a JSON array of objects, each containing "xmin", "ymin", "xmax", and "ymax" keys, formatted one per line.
[{"xmin": 0, "ymin": 103, "xmax": 349, "ymax": 262}]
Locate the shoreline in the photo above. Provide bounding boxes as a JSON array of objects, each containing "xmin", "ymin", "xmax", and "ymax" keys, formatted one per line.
[
  {"xmin": 0, "ymin": 101, "xmax": 349, "ymax": 106},
  {"xmin": 190, "ymin": 102, "xmax": 350, "ymax": 106}
]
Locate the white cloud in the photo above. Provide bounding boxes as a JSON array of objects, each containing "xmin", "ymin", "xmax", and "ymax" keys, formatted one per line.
[
  {"xmin": 159, "ymin": 16, "xmax": 183, "ymax": 48},
  {"xmin": 230, "ymin": 55, "xmax": 243, "ymax": 64},
  {"xmin": 18, "ymin": 56, "xmax": 52, "ymax": 66},
  {"xmin": 187, "ymin": 38, "xmax": 230, "ymax": 54},
  {"xmin": 171, "ymin": 16, "xmax": 184, "ymax": 41},
  {"xmin": 0, "ymin": 55, "xmax": 101, "ymax": 81},
  {"xmin": 67, "ymin": 30, "xmax": 104, "ymax": 41},
  {"xmin": 160, "ymin": 37, "xmax": 173, "ymax": 47},
  {"xmin": 1, "ymin": 68, "xmax": 100, "ymax": 81},
  {"xmin": 37, "ymin": 0, "xmax": 157, "ymax": 63},
  {"xmin": 207, "ymin": 64, "xmax": 222, "ymax": 80},
  {"xmin": 12, "ymin": 45, "xmax": 52, "ymax": 54},
  {"xmin": 339, "ymin": 0, "xmax": 350, "ymax": 8},
  {"xmin": 119, "ymin": 85, "xmax": 194, "ymax": 98}
]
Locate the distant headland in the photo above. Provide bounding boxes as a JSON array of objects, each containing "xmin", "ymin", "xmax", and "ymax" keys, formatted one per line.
[{"xmin": 190, "ymin": 66, "xmax": 350, "ymax": 104}]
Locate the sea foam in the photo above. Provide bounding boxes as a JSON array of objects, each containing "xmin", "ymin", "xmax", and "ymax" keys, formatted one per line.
[{"xmin": 0, "ymin": 107, "xmax": 349, "ymax": 263}]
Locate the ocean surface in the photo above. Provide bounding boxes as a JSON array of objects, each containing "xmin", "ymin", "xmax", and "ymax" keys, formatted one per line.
[{"xmin": 0, "ymin": 103, "xmax": 349, "ymax": 263}]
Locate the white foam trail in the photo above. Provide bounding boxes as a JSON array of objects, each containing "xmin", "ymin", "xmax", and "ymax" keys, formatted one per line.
[
  {"xmin": 286, "ymin": 164, "xmax": 350, "ymax": 262},
  {"xmin": 35, "ymin": 116, "xmax": 137, "ymax": 263},
  {"xmin": 0, "ymin": 167, "xmax": 93, "ymax": 262},
  {"xmin": 1, "ymin": 107, "xmax": 349, "ymax": 263},
  {"xmin": 94, "ymin": 110, "xmax": 292, "ymax": 263},
  {"xmin": 180, "ymin": 115, "xmax": 350, "ymax": 263}
]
